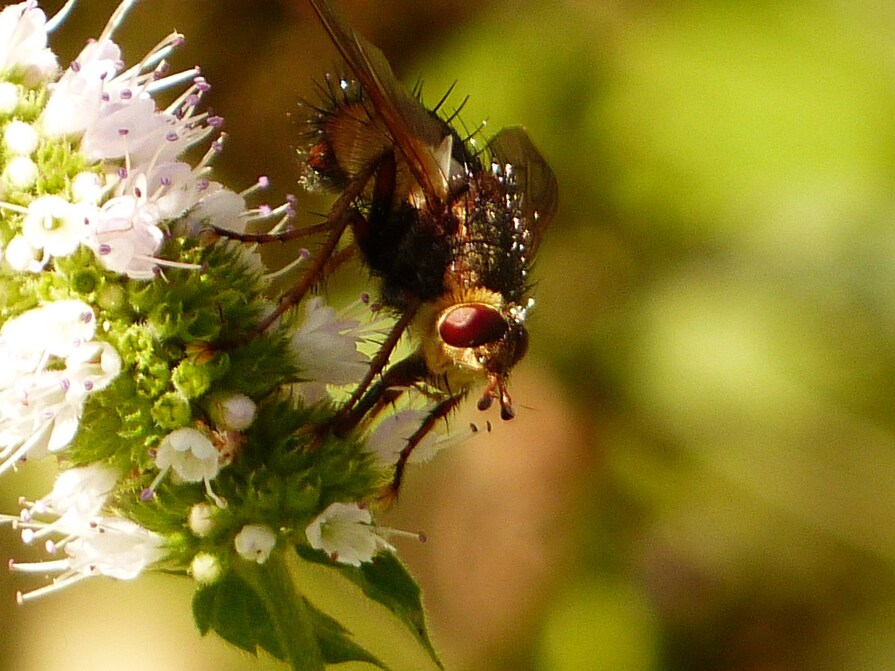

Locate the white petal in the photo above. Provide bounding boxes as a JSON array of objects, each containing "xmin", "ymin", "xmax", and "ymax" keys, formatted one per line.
[{"xmin": 234, "ymin": 524, "xmax": 276, "ymax": 564}]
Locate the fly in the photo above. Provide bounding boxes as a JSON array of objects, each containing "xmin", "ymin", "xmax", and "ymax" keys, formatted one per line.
[{"xmin": 221, "ymin": 0, "xmax": 558, "ymax": 496}]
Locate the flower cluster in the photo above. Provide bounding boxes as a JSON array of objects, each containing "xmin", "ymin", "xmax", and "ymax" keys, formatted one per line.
[
  {"xmin": 0, "ymin": 3, "xmax": 463, "ymax": 668},
  {"xmin": 1, "ymin": 1, "xmax": 240, "ymax": 279},
  {"xmin": 4, "ymin": 463, "xmax": 165, "ymax": 602},
  {"xmin": 0, "ymin": 300, "xmax": 120, "ymax": 476}
]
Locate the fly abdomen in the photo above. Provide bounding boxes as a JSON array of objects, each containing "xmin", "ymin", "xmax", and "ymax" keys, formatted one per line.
[{"xmin": 302, "ymin": 76, "xmax": 391, "ymax": 190}]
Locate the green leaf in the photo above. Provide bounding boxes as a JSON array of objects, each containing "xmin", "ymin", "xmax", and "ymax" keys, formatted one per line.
[
  {"xmin": 305, "ymin": 600, "xmax": 386, "ymax": 669},
  {"xmin": 196, "ymin": 550, "xmax": 390, "ymax": 671},
  {"xmin": 193, "ymin": 572, "xmax": 285, "ymax": 659},
  {"xmin": 298, "ymin": 546, "xmax": 443, "ymax": 669}
]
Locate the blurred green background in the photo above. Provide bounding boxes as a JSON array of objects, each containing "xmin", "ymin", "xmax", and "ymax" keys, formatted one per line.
[{"xmin": 4, "ymin": 0, "xmax": 895, "ymax": 669}]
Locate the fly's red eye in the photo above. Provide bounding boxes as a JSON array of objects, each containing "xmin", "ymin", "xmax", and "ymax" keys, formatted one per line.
[{"xmin": 439, "ymin": 304, "xmax": 507, "ymax": 348}]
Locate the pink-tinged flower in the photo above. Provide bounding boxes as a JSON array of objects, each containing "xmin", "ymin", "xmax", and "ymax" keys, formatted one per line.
[{"xmin": 0, "ymin": 301, "xmax": 121, "ymax": 475}]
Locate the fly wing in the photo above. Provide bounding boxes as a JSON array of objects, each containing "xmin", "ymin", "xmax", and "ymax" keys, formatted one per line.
[
  {"xmin": 487, "ymin": 127, "xmax": 558, "ymax": 254},
  {"xmin": 308, "ymin": 0, "xmax": 451, "ymax": 205}
]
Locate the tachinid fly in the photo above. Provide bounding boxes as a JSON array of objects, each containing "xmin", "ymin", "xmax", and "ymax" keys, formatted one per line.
[
  {"xmin": 236, "ymin": 0, "xmax": 557, "ymax": 495},
  {"xmin": 302, "ymin": 0, "xmax": 558, "ymax": 493}
]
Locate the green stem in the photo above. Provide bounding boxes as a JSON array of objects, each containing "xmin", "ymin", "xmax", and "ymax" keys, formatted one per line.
[{"xmin": 233, "ymin": 547, "xmax": 325, "ymax": 671}]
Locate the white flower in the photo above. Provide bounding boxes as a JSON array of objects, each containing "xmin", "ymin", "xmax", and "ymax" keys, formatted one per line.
[
  {"xmin": 40, "ymin": 38, "xmax": 120, "ymax": 138},
  {"xmin": 64, "ymin": 340, "xmax": 123, "ymax": 397},
  {"xmin": 72, "ymin": 166, "xmax": 245, "ymax": 279},
  {"xmin": 0, "ymin": 299, "xmax": 96, "ymax": 371},
  {"xmin": 40, "ymin": 19, "xmax": 210, "ymax": 165},
  {"xmin": 0, "ymin": 81, "xmax": 19, "ymax": 113},
  {"xmin": 291, "ymin": 297, "xmax": 372, "ymax": 386},
  {"xmin": 80, "ymin": 95, "xmax": 168, "ymax": 163},
  {"xmin": 64, "ymin": 517, "xmax": 164, "ymax": 580},
  {"xmin": 0, "ymin": 301, "xmax": 121, "ymax": 475},
  {"xmin": 144, "ymin": 161, "xmax": 210, "ymax": 220},
  {"xmin": 188, "ymin": 502, "xmax": 217, "ymax": 537},
  {"xmin": 155, "ymin": 427, "xmax": 220, "ymax": 483},
  {"xmin": 40, "ymin": 464, "xmax": 119, "ymax": 519},
  {"xmin": 190, "ymin": 552, "xmax": 222, "ymax": 584},
  {"xmin": 71, "ymin": 171, "xmax": 105, "ymax": 203},
  {"xmin": 11, "ymin": 516, "xmax": 165, "ymax": 602},
  {"xmin": 305, "ymin": 502, "xmax": 394, "ymax": 567},
  {"xmin": 21, "ymin": 194, "xmax": 91, "ymax": 263},
  {"xmin": 86, "ymin": 191, "xmax": 164, "ymax": 279},
  {"xmin": 18, "ymin": 463, "xmax": 120, "ymax": 544},
  {"xmin": 0, "ymin": 352, "xmax": 120, "ymax": 471},
  {"xmin": 7, "ymin": 462, "xmax": 163, "ymax": 602},
  {"xmin": 184, "ymin": 185, "xmax": 247, "ymax": 234},
  {"xmin": 234, "ymin": 524, "xmax": 277, "ymax": 564},
  {"xmin": 0, "ymin": 2, "xmax": 58, "ymax": 87},
  {"xmin": 4, "ymin": 234, "xmax": 41, "ymax": 271},
  {"xmin": 149, "ymin": 426, "xmax": 227, "ymax": 506}
]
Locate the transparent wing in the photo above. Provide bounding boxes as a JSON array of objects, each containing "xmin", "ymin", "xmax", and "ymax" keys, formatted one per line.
[{"xmin": 487, "ymin": 127, "xmax": 558, "ymax": 253}]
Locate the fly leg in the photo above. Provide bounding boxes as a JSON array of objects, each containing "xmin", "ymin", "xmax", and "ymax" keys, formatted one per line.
[
  {"xmin": 218, "ymin": 161, "xmax": 377, "ymax": 343},
  {"xmin": 333, "ymin": 149, "xmax": 424, "ymax": 417},
  {"xmin": 210, "ymin": 218, "xmax": 333, "ymax": 244},
  {"xmin": 333, "ymin": 352, "xmax": 429, "ymax": 436},
  {"xmin": 382, "ymin": 392, "xmax": 466, "ymax": 502},
  {"xmin": 335, "ymin": 301, "xmax": 419, "ymax": 422}
]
